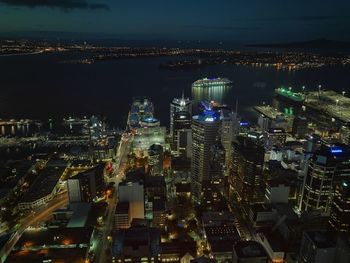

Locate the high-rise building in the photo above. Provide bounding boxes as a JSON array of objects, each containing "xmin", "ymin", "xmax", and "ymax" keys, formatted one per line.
[
  {"xmin": 170, "ymin": 93, "xmax": 191, "ymax": 139},
  {"xmin": 114, "ymin": 202, "xmax": 130, "ymax": 230},
  {"xmin": 67, "ymin": 168, "xmax": 100, "ymax": 203},
  {"xmin": 329, "ymin": 180, "xmax": 350, "ymax": 233},
  {"xmin": 220, "ymin": 108, "xmax": 239, "ymax": 168},
  {"xmin": 209, "ymin": 139, "xmax": 225, "ymax": 192},
  {"xmin": 172, "ymin": 111, "xmax": 192, "ymax": 154},
  {"xmin": 118, "ymin": 181, "xmax": 145, "ymax": 220},
  {"xmin": 230, "ymin": 136, "xmax": 264, "ymax": 203},
  {"xmin": 292, "ymin": 115, "xmax": 308, "ymax": 138},
  {"xmin": 299, "ymin": 145, "xmax": 350, "ymax": 214},
  {"xmin": 148, "ymin": 144, "xmax": 164, "ymax": 176},
  {"xmin": 191, "ymin": 77, "xmax": 232, "ymax": 107},
  {"xmin": 191, "ymin": 104, "xmax": 221, "ymax": 203},
  {"xmin": 299, "ymin": 231, "xmax": 336, "ymax": 263}
]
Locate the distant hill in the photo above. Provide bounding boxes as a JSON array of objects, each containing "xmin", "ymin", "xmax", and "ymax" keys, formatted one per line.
[{"xmin": 247, "ymin": 39, "xmax": 350, "ymax": 49}]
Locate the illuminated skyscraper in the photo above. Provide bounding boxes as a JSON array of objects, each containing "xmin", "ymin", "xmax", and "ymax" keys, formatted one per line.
[
  {"xmin": 170, "ymin": 92, "xmax": 191, "ymax": 139},
  {"xmin": 230, "ymin": 136, "xmax": 264, "ymax": 203},
  {"xmin": 220, "ymin": 107, "xmax": 239, "ymax": 168},
  {"xmin": 299, "ymin": 145, "xmax": 350, "ymax": 214},
  {"xmin": 329, "ymin": 180, "xmax": 350, "ymax": 233},
  {"xmin": 191, "ymin": 77, "xmax": 232, "ymax": 107},
  {"xmin": 191, "ymin": 102, "xmax": 221, "ymax": 203},
  {"xmin": 172, "ymin": 111, "xmax": 192, "ymax": 155},
  {"xmin": 148, "ymin": 144, "xmax": 164, "ymax": 176}
]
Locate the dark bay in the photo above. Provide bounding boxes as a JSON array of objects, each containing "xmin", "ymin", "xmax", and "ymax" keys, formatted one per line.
[{"xmin": 1, "ymin": 51, "xmax": 350, "ymax": 128}]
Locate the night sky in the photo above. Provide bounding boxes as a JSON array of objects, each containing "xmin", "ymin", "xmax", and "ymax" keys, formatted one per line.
[{"xmin": 1, "ymin": 0, "xmax": 350, "ymax": 42}]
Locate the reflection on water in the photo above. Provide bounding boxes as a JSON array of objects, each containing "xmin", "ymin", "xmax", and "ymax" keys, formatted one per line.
[
  {"xmin": 192, "ymin": 77, "xmax": 232, "ymax": 107},
  {"xmin": 0, "ymin": 122, "xmax": 39, "ymax": 137},
  {"xmin": 0, "ymin": 52, "xmax": 350, "ymax": 128}
]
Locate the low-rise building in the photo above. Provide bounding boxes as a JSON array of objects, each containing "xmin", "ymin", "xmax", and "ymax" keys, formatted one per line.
[{"xmin": 18, "ymin": 165, "xmax": 65, "ymax": 210}]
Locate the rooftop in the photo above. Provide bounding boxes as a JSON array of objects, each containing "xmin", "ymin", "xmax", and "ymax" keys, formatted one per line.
[
  {"xmin": 115, "ymin": 202, "xmax": 129, "ymax": 214},
  {"xmin": 112, "ymin": 226, "xmax": 160, "ymax": 256},
  {"xmin": 13, "ymin": 227, "xmax": 93, "ymax": 250},
  {"xmin": 160, "ymin": 240, "xmax": 196, "ymax": 257},
  {"xmin": 20, "ymin": 166, "xmax": 65, "ymax": 203},
  {"xmin": 66, "ymin": 202, "xmax": 91, "ymax": 228},
  {"xmin": 234, "ymin": 240, "xmax": 268, "ymax": 258},
  {"xmin": 7, "ymin": 248, "xmax": 88, "ymax": 263},
  {"xmin": 255, "ymin": 105, "xmax": 285, "ymax": 119},
  {"xmin": 305, "ymin": 90, "xmax": 350, "ymax": 123},
  {"xmin": 305, "ymin": 231, "xmax": 336, "ymax": 249}
]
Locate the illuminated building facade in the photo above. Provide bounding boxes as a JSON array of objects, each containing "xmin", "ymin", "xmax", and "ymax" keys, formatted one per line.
[
  {"xmin": 172, "ymin": 111, "xmax": 192, "ymax": 155},
  {"xmin": 230, "ymin": 136, "xmax": 264, "ymax": 203},
  {"xmin": 220, "ymin": 108, "xmax": 239, "ymax": 168},
  {"xmin": 191, "ymin": 103, "xmax": 221, "ymax": 203},
  {"xmin": 209, "ymin": 139, "xmax": 226, "ymax": 192},
  {"xmin": 148, "ymin": 144, "xmax": 164, "ymax": 176},
  {"xmin": 67, "ymin": 164, "xmax": 105, "ymax": 203},
  {"xmin": 170, "ymin": 93, "xmax": 191, "ymax": 139},
  {"xmin": 299, "ymin": 145, "xmax": 350, "ymax": 214},
  {"xmin": 329, "ymin": 180, "xmax": 350, "ymax": 233}
]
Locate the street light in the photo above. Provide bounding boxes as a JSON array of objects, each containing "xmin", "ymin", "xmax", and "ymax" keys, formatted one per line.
[{"xmin": 342, "ymin": 91, "xmax": 346, "ymax": 97}]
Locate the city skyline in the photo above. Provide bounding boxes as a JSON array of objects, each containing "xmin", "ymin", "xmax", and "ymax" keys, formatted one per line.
[{"xmin": 1, "ymin": 3, "xmax": 350, "ymax": 262}]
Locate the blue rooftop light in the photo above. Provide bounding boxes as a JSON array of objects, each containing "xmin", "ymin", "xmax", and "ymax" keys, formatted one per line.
[
  {"xmin": 240, "ymin": 121, "xmax": 249, "ymax": 126},
  {"xmin": 331, "ymin": 147, "xmax": 343, "ymax": 154}
]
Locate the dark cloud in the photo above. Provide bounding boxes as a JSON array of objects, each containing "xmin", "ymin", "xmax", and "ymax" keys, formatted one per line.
[
  {"xmin": 183, "ymin": 25, "xmax": 262, "ymax": 31},
  {"xmin": 0, "ymin": 0, "xmax": 108, "ymax": 10}
]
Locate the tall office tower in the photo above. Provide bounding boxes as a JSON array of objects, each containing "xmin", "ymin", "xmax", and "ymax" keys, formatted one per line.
[
  {"xmin": 220, "ymin": 107, "xmax": 239, "ymax": 168},
  {"xmin": 148, "ymin": 144, "xmax": 164, "ymax": 176},
  {"xmin": 299, "ymin": 145, "xmax": 350, "ymax": 214},
  {"xmin": 67, "ymin": 167, "xmax": 101, "ymax": 203},
  {"xmin": 170, "ymin": 93, "xmax": 191, "ymax": 139},
  {"xmin": 329, "ymin": 180, "xmax": 350, "ymax": 233},
  {"xmin": 299, "ymin": 231, "xmax": 336, "ymax": 263},
  {"xmin": 118, "ymin": 181, "xmax": 145, "ymax": 220},
  {"xmin": 191, "ymin": 104, "xmax": 221, "ymax": 203},
  {"xmin": 172, "ymin": 111, "xmax": 192, "ymax": 155},
  {"xmin": 191, "ymin": 77, "xmax": 232, "ymax": 108},
  {"xmin": 233, "ymin": 241, "xmax": 269, "ymax": 263},
  {"xmin": 114, "ymin": 202, "xmax": 130, "ymax": 230},
  {"xmin": 292, "ymin": 115, "xmax": 308, "ymax": 138},
  {"xmin": 209, "ymin": 139, "xmax": 226, "ymax": 193},
  {"xmin": 230, "ymin": 136, "xmax": 265, "ymax": 203}
]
